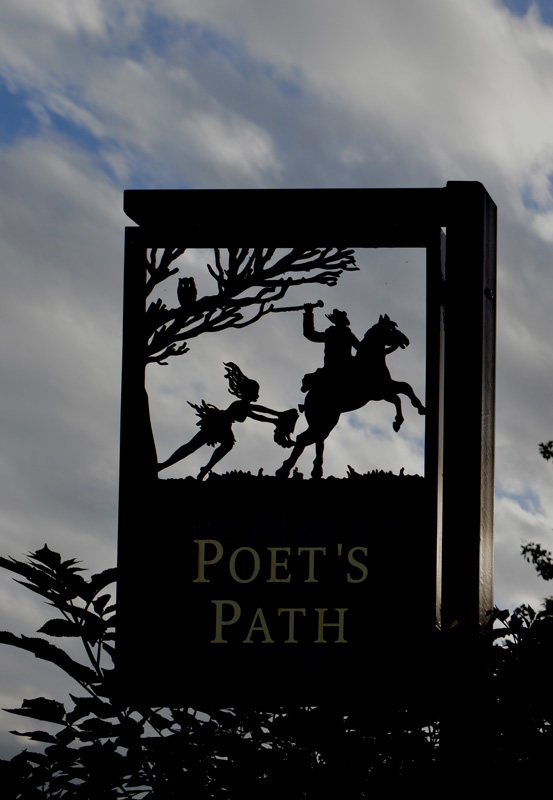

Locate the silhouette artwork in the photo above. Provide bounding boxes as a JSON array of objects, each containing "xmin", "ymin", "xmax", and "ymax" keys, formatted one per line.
[
  {"xmin": 158, "ymin": 362, "xmax": 299, "ymax": 480},
  {"xmin": 276, "ymin": 310, "xmax": 426, "ymax": 479},
  {"xmin": 176, "ymin": 276, "xmax": 197, "ymax": 309},
  {"xmin": 301, "ymin": 304, "xmax": 360, "ymax": 393},
  {"xmin": 125, "ymin": 240, "xmax": 427, "ymax": 482}
]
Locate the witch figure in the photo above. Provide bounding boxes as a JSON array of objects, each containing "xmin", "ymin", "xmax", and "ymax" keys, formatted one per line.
[{"xmin": 157, "ymin": 362, "xmax": 298, "ymax": 480}]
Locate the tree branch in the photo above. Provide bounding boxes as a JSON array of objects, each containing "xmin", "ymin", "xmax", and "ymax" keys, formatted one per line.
[
  {"xmin": 144, "ymin": 246, "xmax": 358, "ymax": 365},
  {"xmin": 145, "ymin": 247, "xmax": 186, "ymax": 297}
]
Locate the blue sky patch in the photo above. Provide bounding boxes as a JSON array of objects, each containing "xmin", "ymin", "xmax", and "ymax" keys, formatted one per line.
[
  {"xmin": 183, "ymin": 20, "xmax": 306, "ymax": 98},
  {"xmin": 137, "ymin": 11, "xmax": 306, "ymax": 99},
  {"xmin": 347, "ymin": 415, "xmax": 366, "ymax": 430},
  {"xmin": 0, "ymin": 82, "xmax": 39, "ymax": 145},
  {"xmin": 0, "ymin": 78, "xmax": 156, "ymax": 188},
  {"xmin": 45, "ymin": 107, "xmax": 103, "ymax": 156},
  {"xmin": 521, "ymin": 185, "xmax": 542, "ymax": 211},
  {"xmin": 520, "ymin": 175, "xmax": 553, "ymax": 212},
  {"xmin": 0, "ymin": 79, "xmax": 101, "ymax": 154},
  {"xmin": 496, "ymin": 485, "xmax": 544, "ymax": 515},
  {"xmin": 501, "ymin": 0, "xmax": 553, "ymax": 26}
]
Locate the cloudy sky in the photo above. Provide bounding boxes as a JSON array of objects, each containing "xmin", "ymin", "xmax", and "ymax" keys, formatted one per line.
[{"xmin": 2, "ymin": 0, "xmax": 553, "ymax": 754}]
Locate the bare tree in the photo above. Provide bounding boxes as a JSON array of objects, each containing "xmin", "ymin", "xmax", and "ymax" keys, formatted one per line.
[{"xmin": 142, "ymin": 246, "xmax": 358, "ymax": 366}]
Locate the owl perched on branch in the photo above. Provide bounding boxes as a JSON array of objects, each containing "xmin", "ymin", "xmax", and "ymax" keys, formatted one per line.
[{"xmin": 177, "ymin": 276, "xmax": 197, "ymax": 308}]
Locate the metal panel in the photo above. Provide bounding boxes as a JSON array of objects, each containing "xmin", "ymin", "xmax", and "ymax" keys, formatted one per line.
[{"xmin": 116, "ymin": 184, "xmax": 496, "ymax": 705}]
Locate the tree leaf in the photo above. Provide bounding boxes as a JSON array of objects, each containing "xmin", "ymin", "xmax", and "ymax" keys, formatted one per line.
[
  {"xmin": 77, "ymin": 717, "xmax": 123, "ymax": 739},
  {"xmin": 60, "ymin": 557, "xmax": 84, "ymax": 572},
  {"xmin": 10, "ymin": 729, "xmax": 59, "ymax": 744},
  {"xmin": 92, "ymin": 594, "xmax": 112, "ymax": 615},
  {"xmin": 10, "ymin": 568, "xmax": 89, "ymax": 604},
  {"xmin": 66, "ymin": 695, "xmax": 116, "ymax": 724},
  {"xmin": 31, "ymin": 545, "xmax": 61, "ymax": 569},
  {"xmin": 0, "ymin": 632, "xmax": 98, "ymax": 685},
  {"xmin": 4, "ymin": 697, "xmax": 66, "ymax": 724},
  {"xmin": 0, "ymin": 556, "xmax": 45, "ymax": 582},
  {"xmin": 66, "ymin": 609, "xmax": 109, "ymax": 644},
  {"xmin": 55, "ymin": 726, "xmax": 78, "ymax": 746},
  {"xmin": 89, "ymin": 569, "xmax": 117, "ymax": 595},
  {"xmin": 37, "ymin": 619, "xmax": 82, "ymax": 637}
]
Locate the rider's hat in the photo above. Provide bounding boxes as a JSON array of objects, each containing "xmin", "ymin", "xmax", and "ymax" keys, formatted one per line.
[{"xmin": 326, "ymin": 309, "xmax": 350, "ymax": 326}]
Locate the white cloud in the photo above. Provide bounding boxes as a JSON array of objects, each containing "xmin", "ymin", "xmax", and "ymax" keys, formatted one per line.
[
  {"xmin": 0, "ymin": 0, "xmax": 108, "ymax": 84},
  {"xmin": 147, "ymin": 1, "xmax": 553, "ymax": 200},
  {"xmin": 26, "ymin": 0, "xmax": 107, "ymax": 36},
  {"xmin": 184, "ymin": 110, "xmax": 281, "ymax": 181},
  {"xmin": 2, "ymin": 0, "xmax": 553, "ymax": 753},
  {"xmin": 0, "ymin": 136, "xmax": 124, "ymax": 569}
]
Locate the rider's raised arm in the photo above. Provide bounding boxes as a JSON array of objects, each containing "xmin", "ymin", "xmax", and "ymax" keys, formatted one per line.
[{"xmin": 303, "ymin": 306, "xmax": 326, "ymax": 343}]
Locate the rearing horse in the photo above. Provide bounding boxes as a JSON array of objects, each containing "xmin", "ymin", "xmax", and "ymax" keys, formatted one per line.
[{"xmin": 275, "ymin": 314, "xmax": 425, "ymax": 478}]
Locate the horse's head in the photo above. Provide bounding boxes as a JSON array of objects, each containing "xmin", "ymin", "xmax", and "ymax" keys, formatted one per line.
[{"xmin": 360, "ymin": 314, "xmax": 410, "ymax": 353}]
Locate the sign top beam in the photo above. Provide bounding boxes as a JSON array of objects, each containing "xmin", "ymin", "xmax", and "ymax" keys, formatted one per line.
[{"xmin": 122, "ymin": 186, "xmax": 469, "ymax": 247}]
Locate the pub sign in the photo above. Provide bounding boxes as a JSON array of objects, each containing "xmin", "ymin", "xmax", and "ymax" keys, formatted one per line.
[{"xmin": 116, "ymin": 184, "xmax": 496, "ymax": 706}]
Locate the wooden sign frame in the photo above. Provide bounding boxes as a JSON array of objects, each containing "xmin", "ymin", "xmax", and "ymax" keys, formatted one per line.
[{"xmin": 116, "ymin": 183, "xmax": 496, "ymax": 705}]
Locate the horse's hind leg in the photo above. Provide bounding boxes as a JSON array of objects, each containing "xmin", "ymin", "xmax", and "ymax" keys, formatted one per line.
[
  {"xmin": 311, "ymin": 440, "xmax": 325, "ymax": 479},
  {"xmin": 275, "ymin": 429, "xmax": 314, "ymax": 478}
]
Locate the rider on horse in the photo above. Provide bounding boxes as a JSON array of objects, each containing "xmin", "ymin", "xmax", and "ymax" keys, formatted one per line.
[{"xmin": 301, "ymin": 305, "xmax": 359, "ymax": 392}]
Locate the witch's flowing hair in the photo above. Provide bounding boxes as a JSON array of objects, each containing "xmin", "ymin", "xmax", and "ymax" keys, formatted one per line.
[{"xmin": 223, "ymin": 362, "xmax": 259, "ymax": 400}]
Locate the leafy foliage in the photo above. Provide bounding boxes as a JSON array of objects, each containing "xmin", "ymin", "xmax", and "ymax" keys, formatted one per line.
[
  {"xmin": 521, "ymin": 541, "xmax": 553, "ymax": 581},
  {"xmin": 539, "ymin": 440, "xmax": 553, "ymax": 461},
  {"xmin": 4, "ymin": 540, "xmax": 553, "ymax": 795},
  {"xmin": 0, "ymin": 546, "xmax": 440, "ymax": 798},
  {"xmin": 485, "ymin": 601, "xmax": 553, "ymax": 786}
]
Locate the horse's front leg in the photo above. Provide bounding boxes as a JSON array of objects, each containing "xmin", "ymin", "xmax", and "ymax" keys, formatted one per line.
[
  {"xmin": 384, "ymin": 394, "xmax": 404, "ymax": 432},
  {"xmin": 390, "ymin": 380, "xmax": 426, "ymax": 416}
]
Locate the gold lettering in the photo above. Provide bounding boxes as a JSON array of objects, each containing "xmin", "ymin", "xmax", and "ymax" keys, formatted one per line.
[
  {"xmin": 315, "ymin": 608, "xmax": 347, "ymax": 643},
  {"xmin": 244, "ymin": 608, "xmax": 274, "ymax": 643},
  {"xmin": 194, "ymin": 539, "xmax": 223, "ymax": 583},
  {"xmin": 347, "ymin": 547, "xmax": 369, "ymax": 583},
  {"xmin": 229, "ymin": 547, "xmax": 261, "ymax": 583},
  {"xmin": 211, "ymin": 600, "xmax": 240, "ymax": 643},
  {"xmin": 278, "ymin": 608, "xmax": 306, "ymax": 643},
  {"xmin": 267, "ymin": 547, "xmax": 292, "ymax": 583},
  {"xmin": 298, "ymin": 547, "xmax": 326, "ymax": 582}
]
